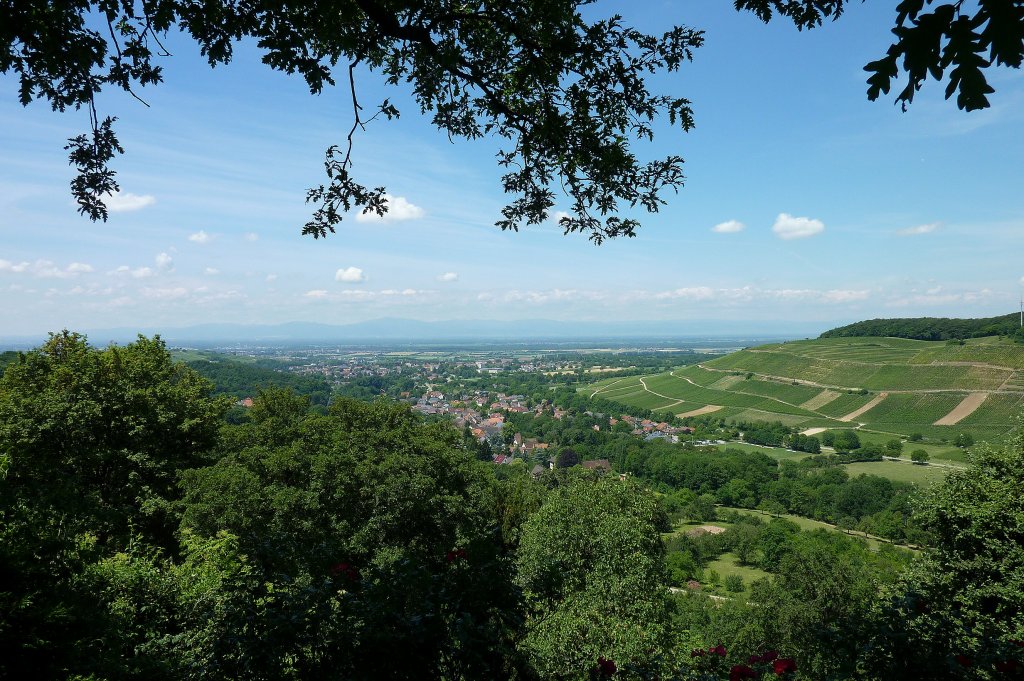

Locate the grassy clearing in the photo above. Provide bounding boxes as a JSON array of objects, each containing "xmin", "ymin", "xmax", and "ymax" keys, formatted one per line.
[
  {"xmin": 724, "ymin": 507, "xmax": 891, "ymax": 551},
  {"xmin": 706, "ymin": 553, "xmax": 770, "ymax": 593},
  {"xmin": 842, "ymin": 460, "xmax": 949, "ymax": 486}
]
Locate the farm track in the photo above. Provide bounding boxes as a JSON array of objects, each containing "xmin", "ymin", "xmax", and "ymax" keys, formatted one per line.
[
  {"xmin": 839, "ymin": 393, "xmax": 888, "ymax": 422},
  {"xmin": 933, "ymin": 392, "xmax": 988, "ymax": 425}
]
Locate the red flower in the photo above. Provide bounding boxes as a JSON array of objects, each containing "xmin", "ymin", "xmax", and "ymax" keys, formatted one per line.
[
  {"xmin": 750, "ymin": 650, "xmax": 779, "ymax": 663},
  {"xmin": 773, "ymin": 658, "xmax": 797, "ymax": 675},
  {"xmin": 596, "ymin": 657, "xmax": 617, "ymax": 677},
  {"xmin": 329, "ymin": 562, "xmax": 359, "ymax": 581},
  {"xmin": 996, "ymin": 660, "xmax": 1019, "ymax": 674},
  {"xmin": 710, "ymin": 644, "xmax": 727, "ymax": 657},
  {"xmin": 729, "ymin": 664, "xmax": 757, "ymax": 681},
  {"xmin": 446, "ymin": 548, "xmax": 468, "ymax": 563},
  {"xmin": 691, "ymin": 649, "xmax": 707, "ymax": 658},
  {"xmin": 954, "ymin": 655, "xmax": 972, "ymax": 667},
  {"xmin": 1012, "ymin": 640, "xmax": 1024, "ymax": 648}
]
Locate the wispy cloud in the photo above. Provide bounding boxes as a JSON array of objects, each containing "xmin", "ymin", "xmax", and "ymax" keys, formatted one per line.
[
  {"xmin": 772, "ymin": 213, "xmax": 825, "ymax": 240},
  {"xmin": 0, "ymin": 259, "xmax": 95, "ymax": 278},
  {"xmin": 712, "ymin": 220, "xmax": 745, "ymax": 234},
  {"xmin": 437, "ymin": 272, "xmax": 458, "ymax": 282},
  {"xmin": 188, "ymin": 230, "xmax": 212, "ymax": 244},
  {"xmin": 897, "ymin": 222, "xmax": 939, "ymax": 236}
]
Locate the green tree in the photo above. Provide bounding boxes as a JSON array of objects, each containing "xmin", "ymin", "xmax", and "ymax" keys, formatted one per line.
[
  {"xmin": 555, "ymin": 446, "xmax": 580, "ymax": 469},
  {"xmin": 515, "ymin": 478, "xmax": 672, "ymax": 678},
  {"xmin": 0, "ymin": 331, "xmax": 227, "ymax": 679},
  {"xmin": 910, "ymin": 449, "xmax": 930, "ymax": 465},
  {"xmin": 885, "ymin": 439, "xmax": 904, "ymax": 456},
  {"xmin": 861, "ymin": 434, "xmax": 1024, "ymax": 679},
  {"xmin": 168, "ymin": 396, "xmax": 523, "ymax": 679}
]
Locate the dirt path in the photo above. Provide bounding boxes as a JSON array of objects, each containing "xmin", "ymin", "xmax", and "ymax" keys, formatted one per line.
[
  {"xmin": 838, "ymin": 392, "xmax": 887, "ymax": 422},
  {"xmin": 590, "ymin": 377, "xmax": 629, "ymax": 398},
  {"xmin": 933, "ymin": 391, "xmax": 988, "ymax": 425},
  {"xmin": 800, "ymin": 427, "xmax": 828, "ymax": 436},
  {"xmin": 637, "ymin": 378, "xmax": 685, "ymax": 411},
  {"xmin": 677, "ymin": 405, "xmax": 723, "ymax": 418}
]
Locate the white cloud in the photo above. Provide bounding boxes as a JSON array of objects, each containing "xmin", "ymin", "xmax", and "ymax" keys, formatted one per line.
[
  {"xmin": 304, "ymin": 289, "xmax": 329, "ymax": 298},
  {"xmin": 355, "ymin": 194, "xmax": 425, "ymax": 223},
  {"xmin": 772, "ymin": 213, "xmax": 825, "ymax": 240},
  {"xmin": 266, "ymin": 274, "xmax": 278, "ymax": 282},
  {"xmin": 712, "ymin": 220, "xmax": 745, "ymax": 234},
  {"xmin": 335, "ymin": 266, "xmax": 366, "ymax": 283},
  {"xmin": 155, "ymin": 252, "xmax": 174, "ymax": 271},
  {"xmin": 897, "ymin": 222, "xmax": 939, "ymax": 236},
  {"xmin": 204, "ymin": 267, "xmax": 220, "ymax": 275},
  {"xmin": 105, "ymin": 190, "xmax": 155, "ymax": 212},
  {"xmin": 821, "ymin": 289, "xmax": 870, "ymax": 303},
  {"xmin": 1, "ymin": 259, "xmax": 94, "ymax": 278},
  {"xmin": 140, "ymin": 286, "xmax": 189, "ymax": 300},
  {"xmin": 244, "ymin": 232, "xmax": 259, "ymax": 242},
  {"xmin": 131, "ymin": 267, "xmax": 155, "ymax": 279},
  {"xmin": 188, "ymin": 230, "xmax": 212, "ymax": 244},
  {"xmin": 654, "ymin": 286, "xmax": 718, "ymax": 301},
  {"xmin": 437, "ymin": 272, "xmax": 458, "ymax": 282}
]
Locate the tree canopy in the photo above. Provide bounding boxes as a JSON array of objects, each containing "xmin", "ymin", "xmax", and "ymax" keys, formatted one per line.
[{"xmin": 4, "ymin": 1, "xmax": 1022, "ymax": 241}]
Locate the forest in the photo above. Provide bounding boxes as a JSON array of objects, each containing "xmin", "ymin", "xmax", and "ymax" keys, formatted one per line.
[
  {"xmin": 1, "ymin": 332, "xmax": 1022, "ymax": 680},
  {"xmin": 819, "ymin": 313, "xmax": 1023, "ymax": 341}
]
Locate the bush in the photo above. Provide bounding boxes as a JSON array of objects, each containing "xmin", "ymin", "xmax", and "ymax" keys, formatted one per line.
[{"xmin": 724, "ymin": 574, "xmax": 744, "ymax": 592}]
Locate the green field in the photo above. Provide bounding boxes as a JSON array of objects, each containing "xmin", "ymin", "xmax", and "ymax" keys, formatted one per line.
[
  {"xmin": 587, "ymin": 336, "xmax": 1024, "ymax": 443},
  {"xmin": 842, "ymin": 460, "xmax": 951, "ymax": 486}
]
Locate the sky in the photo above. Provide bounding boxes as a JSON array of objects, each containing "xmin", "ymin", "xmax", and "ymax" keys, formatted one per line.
[{"xmin": 3, "ymin": 2, "xmax": 1024, "ymax": 337}]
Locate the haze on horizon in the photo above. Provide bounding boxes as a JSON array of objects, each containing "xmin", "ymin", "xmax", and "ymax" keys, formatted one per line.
[{"xmin": 3, "ymin": 3, "xmax": 1023, "ymax": 337}]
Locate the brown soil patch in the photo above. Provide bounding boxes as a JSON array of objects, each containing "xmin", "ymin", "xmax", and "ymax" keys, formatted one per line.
[
  {"xmin": 686, "ymin": 525, "xmax": 727, "ymax": 537},
  {"xmin": 800, "ymin": 389, "xmax": 841, "ymax": 411},
  {"xmin": 838, "ymin": 392, "xmax": 888, "ymax": 422},
  {"xmin": 934, "ymin": 392, "xmax": 988, "ymax": 426},
  {"xmin": 676, "ymin": 405, "xmax": 723, "ymax": 418}
]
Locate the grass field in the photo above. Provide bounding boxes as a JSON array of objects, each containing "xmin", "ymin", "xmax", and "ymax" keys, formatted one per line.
[
  {"xmin": 842, "ymin": 460, "xmax": 951, "ymax": 486},
  {"xmin": 586, "ymin": 335, "xmax": 1024, "ymax": 443}
]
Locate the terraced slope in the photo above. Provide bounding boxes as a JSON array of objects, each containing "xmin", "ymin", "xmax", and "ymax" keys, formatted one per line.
[{"xmin": 586, "ymin": 336, "xmax": 1024, "ymax": 441}]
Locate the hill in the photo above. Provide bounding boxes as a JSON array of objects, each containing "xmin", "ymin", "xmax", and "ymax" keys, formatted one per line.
[
  {"xmin": 586, "ymin": 335, "xmax": 1024, "ymax": 443},
  {"xmin": 820, "ymin": 312, "xmax": 1022, "ymax": 341}
]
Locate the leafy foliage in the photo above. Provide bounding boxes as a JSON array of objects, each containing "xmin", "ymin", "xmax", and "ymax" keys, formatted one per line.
[
  {"xmin": 515, "ymin": 477, "xmax": 673, "ymax": 677},
  {"xmin": 2, "ymin": 0, "xmax": 703, "ymax": 242},
  {"xmin": 737, "ymin": 0, "xmax": 1024, "ymax": 111}
]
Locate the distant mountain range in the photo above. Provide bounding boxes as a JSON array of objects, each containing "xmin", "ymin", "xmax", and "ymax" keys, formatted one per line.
[{"xmin": 0, "ymin": 317, "xmax": 831, "ymax": 347}]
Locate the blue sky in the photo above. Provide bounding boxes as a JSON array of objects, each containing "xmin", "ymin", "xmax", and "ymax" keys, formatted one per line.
[{"xmin": 3, "ymin": 2, "xmax": 1023, "ymax": 336}]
